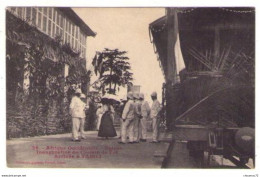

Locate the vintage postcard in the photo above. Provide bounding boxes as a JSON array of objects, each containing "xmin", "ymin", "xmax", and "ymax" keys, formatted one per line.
[{"xmin": 2, "ymin": 3, "xmax": 259, "ymax": 177}]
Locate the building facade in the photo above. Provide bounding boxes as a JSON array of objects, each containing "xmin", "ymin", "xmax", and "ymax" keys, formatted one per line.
[
  {"xmin": 7, "ymin": 7, "xmax": 93, "ymax": 58},
  {"xmin": 6, "ymin": 7, "xmax": 96, "ymax": 138}
]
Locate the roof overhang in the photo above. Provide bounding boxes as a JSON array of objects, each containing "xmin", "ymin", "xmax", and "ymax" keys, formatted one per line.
[{"xmin": 58, "ymin": 7, "xmax": 96, "ymax": 37}]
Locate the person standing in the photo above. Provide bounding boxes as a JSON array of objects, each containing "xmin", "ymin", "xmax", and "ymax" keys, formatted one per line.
[
  {"xmin": 69, "ymin": 89, "xmax": 88, "ymax": 142},
  {"xmin": 139, "ymin": 93, "xmax": 151, "ymax": 142},
  {"xmin": 118, "ymin": 92, "xmax": 135, "ymax": 144},
  {"xmin": 98, "ymin": 99, "xmax": 117, "ymax": 139},
  {"xmin": 118, "ymin": 97, "xmax": 128, "ymax": 139},
  {"xmin": 150, "ymin": 92, "xmax": 162, "ymax": 143},
  {"xmin": 133, "ymin": 93, "xmax": 141, "ymax": 143},
  {"xmin": 96, "ymin": 104, "xmax": 103, "ymax": 131}
]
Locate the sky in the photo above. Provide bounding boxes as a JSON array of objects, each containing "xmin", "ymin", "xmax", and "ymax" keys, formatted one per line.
[{"xmin": 73, "ymin": 8, "xmax": 165, "ymax": 103}]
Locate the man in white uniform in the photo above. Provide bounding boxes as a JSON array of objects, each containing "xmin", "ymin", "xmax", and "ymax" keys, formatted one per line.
[
  {"xmin": 118, "ymin": 92, "xmax": 135, "ymax": 144},
  {"xmin": 69, "ymin": 89, "xmax": 88, "ymax": 142},
  {"xmin": 139, "ymin": 93, "xmax": 151, "ymax": 142},
  {"xmin": 150, "ymin": 92, "xmax": 162, "ymax": 143},
  {"xmin": 133, "ymin": 93, "xmax": 141, "ymax": 143}
]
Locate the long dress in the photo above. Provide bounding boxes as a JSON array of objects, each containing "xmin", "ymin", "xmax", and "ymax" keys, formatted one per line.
[{"xmin": 98, "ymin": 110, "xmax": 117, "ymax": 138}]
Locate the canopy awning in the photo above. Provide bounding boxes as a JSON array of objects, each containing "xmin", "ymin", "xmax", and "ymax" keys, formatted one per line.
[{"xmin": 149, "ymin": 7, "xmax": 255, "ymax": 74}]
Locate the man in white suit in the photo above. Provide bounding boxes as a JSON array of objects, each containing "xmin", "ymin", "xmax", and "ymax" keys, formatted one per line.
[
  {"xmin": 150, "ymin": 92, "xmax": 162, "ymax": 143},
  {"xmin": 139, "ymin": 93, "xmax": 150, "ymax": 142},
  {"xmin": 119, "ymin": 92, "xmax": 135, "ymax": 144}
]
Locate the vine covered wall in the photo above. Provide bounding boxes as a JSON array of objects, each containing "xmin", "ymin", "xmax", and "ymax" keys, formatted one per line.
[{"xmin": 6, "ymin": 11, "xmax": 92, "ymax": 139}]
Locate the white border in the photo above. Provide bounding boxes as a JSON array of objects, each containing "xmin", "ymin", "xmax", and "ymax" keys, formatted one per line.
[{"xmin": 1, "ymin": 0, "xmax": 259, "ymax": 177}]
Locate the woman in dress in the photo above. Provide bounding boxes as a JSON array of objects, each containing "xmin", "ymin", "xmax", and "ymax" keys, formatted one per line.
[{"xmin": 98, "ymin": 99, "xmax": 117, "ymax": 139}]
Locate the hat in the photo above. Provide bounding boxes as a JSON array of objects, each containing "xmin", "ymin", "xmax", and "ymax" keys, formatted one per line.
[
  {"xmin": 151, "ymin": 92, "xmax": 157, "ymax": 97},
  {"xmin": 133, "ymin": 93, "xmax": 139, "ymax": 99},
  {"xmin": 80, "ymin": 93, "xmax": 86, "ymax": 98},
  {"xmin": 127, "ymin": 92, "xmax": 133, "ymax": 99},
  {"xmin": 75, "ymin": 88, "xmax": 82, "ymax": 94},
  {"xmin": 139, "ymin": 93, "xmax": 144, "ymax": 99}
]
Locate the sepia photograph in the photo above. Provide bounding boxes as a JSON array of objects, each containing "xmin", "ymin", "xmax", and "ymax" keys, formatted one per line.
[{"xmin": 3, "ymin": 4, "xmax": 256, "ymax": 173}]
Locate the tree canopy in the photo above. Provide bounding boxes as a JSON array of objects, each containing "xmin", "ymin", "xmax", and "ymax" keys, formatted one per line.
[{"xmin": 92, "ymin": 48, "xmax": 133, "ymax": 94}]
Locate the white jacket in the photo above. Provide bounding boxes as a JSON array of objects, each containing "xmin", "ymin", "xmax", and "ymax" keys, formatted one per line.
[
  {"xmin": 69, "ymin": 96, "xmax": 86, "ymax": 118},
  {"xmin": 150, "ymin": 99, "xmax": 161, "ymax": 119},
  {"xmin": 122, "ymin": 100, "xmax": 135, "ymax": 120},
  {"xmin": 141, "ymin": 100, "xmax": 151, "ymax": 118}
]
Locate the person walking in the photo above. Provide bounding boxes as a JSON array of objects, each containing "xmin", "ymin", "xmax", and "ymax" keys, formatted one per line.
[
  {"xmin": 139, "ymin": 93, "xmax": 151, "ymax": 142},
  {"xmin": 133, "ymin": 93, "xmax": 141, "ymax": 143},
  {"xmin": 118, "ymin": 92, "xmax": 135, "ymax": 144},
  {"xmin": 98, "ymin": 99, "xmax": 117, "ymax": 139},
  {"xmin": 150, "ymin": 92, "xmax": 162, "ymax": 143},
  {"xmin": 69, "ymin": 88, "xmax": 88, "ymax": 142}
]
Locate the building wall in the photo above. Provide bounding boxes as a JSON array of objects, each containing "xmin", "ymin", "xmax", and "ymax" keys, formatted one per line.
[
  {"xmin": 7, "ymin": 7, "xmax": 87, "ymax": 58},
  {"xmin": 6, "ymin": 9, "xmax": 93, "ymax": 139}
]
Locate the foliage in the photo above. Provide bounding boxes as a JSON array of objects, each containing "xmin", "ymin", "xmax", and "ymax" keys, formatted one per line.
[
  {"xmin": 92, "ymin": 48, "xmax": 133, "ymax": 94},
  {"xmin": 6, "ymin": 11, "xmax": 91, "ymax": 101},
  {"xmin": 6, "ymin": 11, "xmax": 92, "ymax": 138}
]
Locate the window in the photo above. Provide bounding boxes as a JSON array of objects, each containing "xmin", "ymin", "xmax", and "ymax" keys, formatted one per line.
[
  {"xmin": 52, "ymin": 21, "xmax": 55, "ymax": 37},
  {"xmin": 61, "ymin": 28, "xmax": 64, "ymax": 38},
  {"xmin": 76, "ymin": 27, "xmax": 78, "ymax": 39},
  {"xmin": 79, "ymin": 32, "xmax": 82, "ymax": 43},
  {"xmin": 72, "ymin": 25, "xmax": 75, "ymax": 36},
  {"xmin": 48, "ymin": 19, "xmax": 52, "ymax": 35},
  {"xmin": 69, "ymin": 22, "xmax": 71, "ymax": 35},
  {"xmin": 43, "ymin": 16, "xmax": 47, "ymax": 32},
  {"xmin": 66, "ymin": 21, "xmax": 69, "ymax": 32},
  {"xmin": 26, "ymin": 7, "xmax": 31, "ymax": 21},
  {"xmin": 20, "ymin": 7, "xmax": 81, "ymax": 48},
  {"xmin": 48, "ymin": 8, "xmax": 52, "ymax": 19},
  {"xmin": 60, "ymin": 16, "xmax": 64, "ymax": 28},
  {"xmin": 56, "ymin": 25, "xmax": 60, "ymax": 36},
  {"xmin": 52, "ymin": 10, "xmax": 55, "ymax": 21},
  {"xmin": 17, "ymin": 8, "xmax": 23, "ymax": 17},
  {"xmin": 71, "ymin": 37, "xmax": 75, "ymax": 48},
  {"xmin": 56, "ymin": 12, "xmax": 60, "ymax": 25},
  {"xmin": 51, "ymin": 22, "xmax": 55, "ymax": 37},
  {"xmin": 43, "ymin": 8, "xmax": 47, "ymax": 15},
  {"xmin": 37, "ymin": 12, "xmax": 42, "ymax": 28},
  {"xmin": 32, "ymin": 8, "xmax": 37, "ymax": 25}
]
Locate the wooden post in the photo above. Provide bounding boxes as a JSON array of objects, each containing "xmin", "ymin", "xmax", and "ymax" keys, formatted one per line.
[
  {"xmin": 165, "ymin": 8, "xmax": 179, "ymax": 129},
  {"xmin": 166, "ymin": 8, "xmax": 178, "ymax": 84}
]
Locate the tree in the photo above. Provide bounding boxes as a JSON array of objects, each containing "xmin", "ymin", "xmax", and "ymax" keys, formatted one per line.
[{"xmin": 92, "ymin": 48, "xmax": 133, "ymax": 95}]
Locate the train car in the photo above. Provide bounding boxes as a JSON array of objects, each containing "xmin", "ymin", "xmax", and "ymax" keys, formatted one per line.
[{"xmin": 149, "ymin": 8, "xmax": 255, "ymax": 168}]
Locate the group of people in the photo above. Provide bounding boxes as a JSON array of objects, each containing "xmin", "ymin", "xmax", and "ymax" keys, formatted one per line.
[
  {"xmin": 119, "ymin": 91, "xmax": 161, "ymax": 144},
  {"xmin": 69, "ymin": 88, "xmax": 162, "ymax": 144}
]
